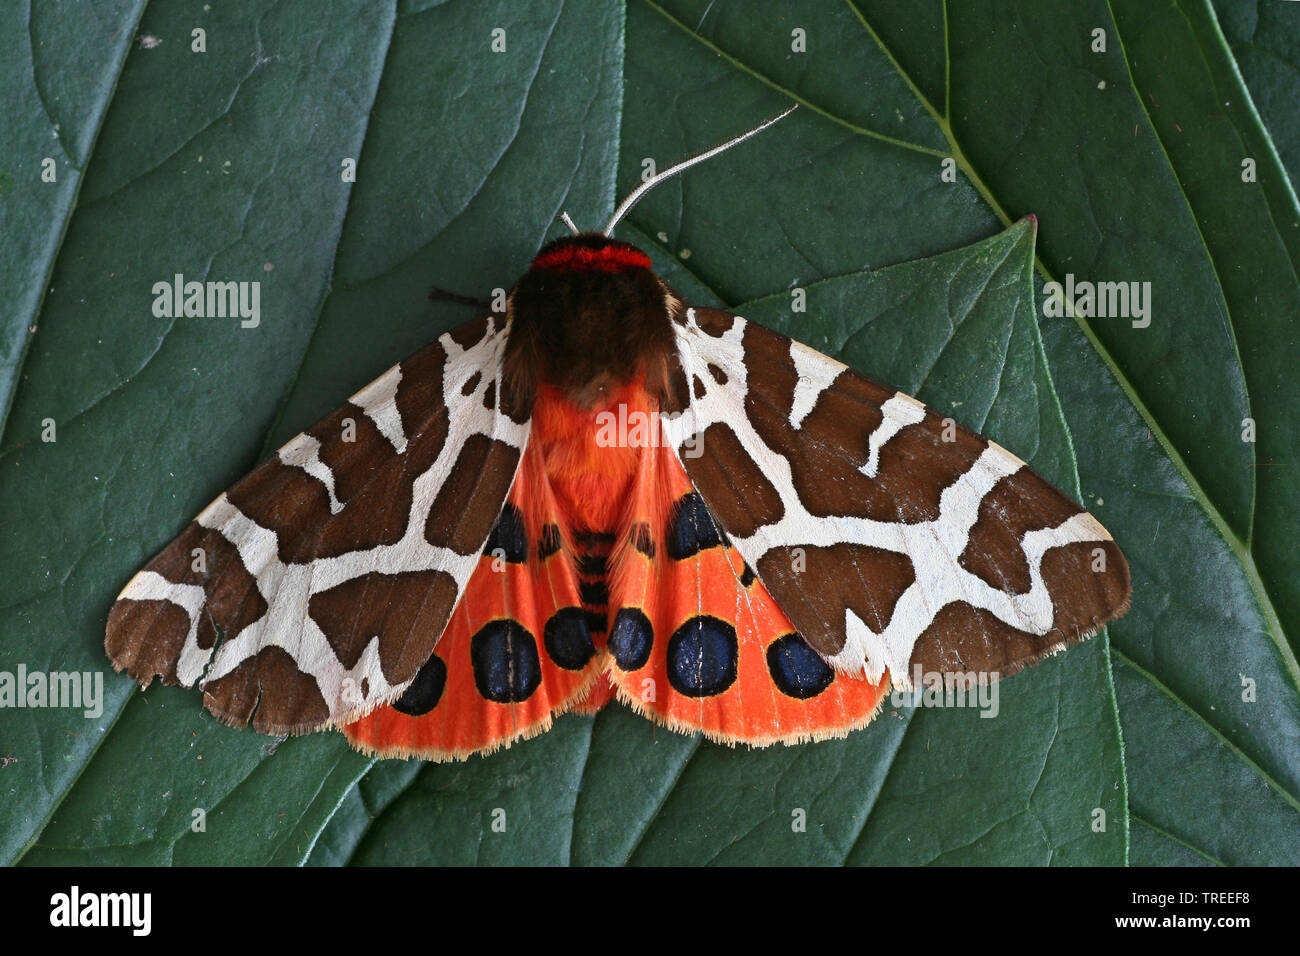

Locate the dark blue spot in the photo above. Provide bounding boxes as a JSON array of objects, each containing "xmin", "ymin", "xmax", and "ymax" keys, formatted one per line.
[
  {"xmin": 667, "ymin": 493, "xmax": 725, "ymax": 560},
  {"xmin": 544, "ymin": 608, "xmax": 595, "ymax": 670},
  {"xmin": 667, "ymin": 616, "xmax": 738, "ymax": 697},
  {"xmin": 392, "ymin": 654, "xmax": 447, "ymax": 715},
  {"xmin": 766, "ymin": 633, "xmax": 834, "ymax": 699},
  {"xmin": 485, "ymin": 504, "xmax": 527, "ymax": 563},
  {"xmin": 609, "ymin": 608, "xmax": 653, "ymax": 670},
  {"xmin": 470, "ymin": 620, "xmax": 541, "ymax": 702}
]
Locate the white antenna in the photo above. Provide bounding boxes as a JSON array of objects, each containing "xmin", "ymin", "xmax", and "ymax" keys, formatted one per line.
[
  {"xmin": 559, "ymin": 211, "xmax": 580, "ymax": 235},
  {"xmin": 603, "ymin": 104, "xmax": 798, "ymax": 236}
]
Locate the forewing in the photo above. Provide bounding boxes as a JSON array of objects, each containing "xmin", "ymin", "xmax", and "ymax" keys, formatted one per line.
[
  {"xmin": 660, "ymin": 307, "xmax": 1130, "ymax": 688},
  {"xmin": 105, "ymin": 315, "xmax": 530, "ymax": 733}
]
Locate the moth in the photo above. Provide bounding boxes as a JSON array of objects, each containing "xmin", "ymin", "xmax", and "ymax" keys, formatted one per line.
[{"xmin": 105, "ymin": 107, "xmax": 1130, "ymax": 760}]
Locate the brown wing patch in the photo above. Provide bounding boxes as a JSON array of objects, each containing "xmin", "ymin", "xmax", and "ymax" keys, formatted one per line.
[
  {"xmin": 445, "ymin": 315, "xmax": 490, "ymax": 350},
  {"xmin": 739, "ymin": 321, "xmax": 988, "ymax": 523},
  {"xmin": 226, "ymin": 396, "xmax": 448, "ymax": 563},
  {"xmin": 203, "ymin": 646, "xmax": 331, "ymax": 734},
  {"xmin": 959, "ymin": 470, "xmax": 1083, "ymax": 594},
  {"xmin": 311, "ymin": 402, "xmax": 407, "ymax": 503},
  {"xmin": 693, "ymin": 308, "xmax": 734, "ymax": 337},
  {"xmin": 308, "ymin": 569, "xmax": 461, "ymax": 685},
  {"xmin": 105, "ymin": 600, "xmax": 193, "ymax": 685},
  {"xmin": 909, "ymin": 602, "xmax": 1054, "ymax": 677},
  {"xmin": 688, "ymin": 422, "xmax": 784, "ymax": 537},
  {"xmin": 395, "ymin": 341, "xmax": 450, "ymax": 437},
  {"xmin": 424, "ymin": 434, "xmax": 521, "ymax": 555},
  {"xmin": 755, "ymin": 544, "xmax": 915, "ymax": 657},
  {"xmin": 1043, "ymin": 540, "xmax": 1131, "ymax": 638}
]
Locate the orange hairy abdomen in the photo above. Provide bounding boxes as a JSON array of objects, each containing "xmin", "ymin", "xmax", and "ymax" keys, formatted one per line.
[{"xmin": 529, "ymin": 380, "xmax": 652, "ymax": 535}]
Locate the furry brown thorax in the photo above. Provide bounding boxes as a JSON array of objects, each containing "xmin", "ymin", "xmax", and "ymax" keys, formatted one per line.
[{"xmin": 504, "ymin": 234, "xmax": 681, "ymax": 409}]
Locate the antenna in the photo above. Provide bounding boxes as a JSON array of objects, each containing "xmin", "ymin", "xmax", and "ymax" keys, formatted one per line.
[
  {"xmin": 559, "ymin": 211, "xmax": 580, "ymax": 235},
  {"xmin": 603, "ymin": 104, "xmax": 798, "ymax": 236}
]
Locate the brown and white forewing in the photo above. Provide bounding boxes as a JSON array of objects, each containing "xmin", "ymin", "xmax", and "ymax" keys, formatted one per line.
[
  {"xmin": 661, "ymin": 307, "xmax": 1129, "ymax": 689},
  {"xmin": 105, "ymin": 315, "xmax": 530, "ymax": 733}
]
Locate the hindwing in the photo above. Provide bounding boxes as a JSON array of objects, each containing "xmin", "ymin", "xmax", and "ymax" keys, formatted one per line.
[
  {"xmin": 343, "ymin": 436, "xmax": 607, "ymax": 759},
  {"xmin": 605, "ymin": 440, "xmax": 890, "ymax": 744}
]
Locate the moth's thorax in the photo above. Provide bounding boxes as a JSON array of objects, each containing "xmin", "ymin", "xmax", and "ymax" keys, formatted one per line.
[{"xmin": 503, "ymin": 234, "xmax": 680, "ymax": 410}]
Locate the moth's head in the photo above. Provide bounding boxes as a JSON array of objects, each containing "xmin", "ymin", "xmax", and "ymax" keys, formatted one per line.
[
  {"xmin": 505, "ymin": 234, "xmax": 679, "ymax": 407},
  {"xmin": 501, "ymin": 105, "xmax": 797, "ymax": 407}
]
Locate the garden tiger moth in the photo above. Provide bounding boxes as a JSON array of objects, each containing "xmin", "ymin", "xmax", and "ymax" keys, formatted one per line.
[{"xmin": 105, "ymin": 105, "xmax": 1130, "ymax": 760}]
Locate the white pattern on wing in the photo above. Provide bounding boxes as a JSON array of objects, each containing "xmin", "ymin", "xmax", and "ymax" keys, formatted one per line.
[
  {"xmin": 861, "ymin": 393, "xmax": 926, "ymax": 478},
  {"xmin": 278, "ymin": 433, "xmax": 344, "ymax": 514},
  {"xmin": 114, "ymin": 316, "xmax": 530, "ymax": 724},
  {"xmin": 788, "ymin": 340, "xmax": 844, "ymax": 428},
  {"xmin": 663, "ymin": 308, "xmax": 1114, "ymax": 689},
  {"xmin": 354, "ymin": 363, "xmax": 407, "ymax": 453},
  {"xmin": 116, "ymin": 571, "xmax": 209, "ymax": 685}
]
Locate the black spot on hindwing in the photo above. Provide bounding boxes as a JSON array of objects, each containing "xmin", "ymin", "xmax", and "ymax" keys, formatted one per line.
[
  {"xmin": 609, "ymin": 608, "xmax": 653, "ymax": 670},
  {"xmin": 484, "ymin": 503, "xmax": 527, "ymax": 564},
  {"xmin": 766, "ymin": 633, "xmax": 834, "ymax": 699},
  {"xmin": 667, "ymin": 492, "xmax": 725, "ymax": 560},
  {"xmin": 470, "ymin": 620, "xmax": 542, "ymax": 703},
  {"xmin": 633, "ymin": 522, "xmax": 655, "ymax": 557},
  {"xmin": 392, "ymin": 653, "xmax": 448, "ymax": 715},
  {"xmin": 543, "ymin": 608, "xmax": 596, "ymax": 670},
  {"xmin": 538, "ymin": 524, "xmax": 562, "ymax": 559},
  {"xmin": 668, "ymin": 616, "xmax": 738, "ymax": 697}
]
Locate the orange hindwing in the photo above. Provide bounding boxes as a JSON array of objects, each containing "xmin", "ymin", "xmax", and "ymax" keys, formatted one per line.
[
  {"xmin": 603, "ymin": 439, "xmax": 890, "ymax": 746},
  {"xmin": 343, "ymin": 437, "xmax": 604, "ymax": 759}
]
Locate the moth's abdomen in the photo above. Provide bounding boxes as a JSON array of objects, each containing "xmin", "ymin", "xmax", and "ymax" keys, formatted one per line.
[{"xmin": 528, "ymin": 378, "xmax": 647, "ymax": 534}]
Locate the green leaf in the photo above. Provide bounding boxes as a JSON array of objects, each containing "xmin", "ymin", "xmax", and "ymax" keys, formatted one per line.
[
  {"xmin": 1213, "ymin": 0, "xmax": 1300, "ymax": 193},
  {"xmin": 4, "ymin": 0, "xmax": 1298, "ymax": 866},
  {"xmin": 0, "ymin": 0, "xmax": 146, "ymax": 432}
]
